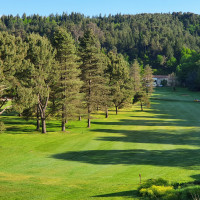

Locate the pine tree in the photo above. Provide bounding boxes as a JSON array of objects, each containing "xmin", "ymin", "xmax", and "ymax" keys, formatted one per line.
[
  {"xmin": 143, "ymin": 64, "xmax": 154, "ymax": 95},
  {"xmin": 52, "ymin": 28, "xmax": 82, "ymax": 131},
  {"xmin": 79, "ymin": 29, "xmax": 107, "ymax": 127},
  {"xmin": 168, "ymin": 72, "xmax": 176, "ymax": 91},
  {"xmin": 107, "ymin": 51, "xmax": 133, "ymax": 115},
  {"xmin": 130, "ymin": 60, "xmax": 147, "ymax": 111},
  {"xmin": 95, "ymin": 52, "xmax": 111, "ymax": 118},
  {"xmin": 139, "ymin": 64, "xmax": 154, "ymax": 111},
  {"xmin": 130, "ymin": 59, "xmax": 142, "ymax": 104}
]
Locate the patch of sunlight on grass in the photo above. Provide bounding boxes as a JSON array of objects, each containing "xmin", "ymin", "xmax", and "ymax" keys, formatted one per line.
[
  {"xmin": 0, "ymin": 172, "xmax": 32, "ymax": 182},
  {"xmin": 35, "ymin": 177, "xmax": 62, "ymax": 185}
]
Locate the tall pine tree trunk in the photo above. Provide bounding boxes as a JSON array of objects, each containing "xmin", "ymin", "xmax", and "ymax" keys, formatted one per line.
[
  {"xmin": 62, "ymin": 119, "xmax": 65, "ymax": 131},
  {"xmin": 39, "ymin": 110, "xmax": 47, "ymax": 134},
  {"xmin": 88, "ymin": 79, "xmax": 91, "ymax": 128},
  {"xmin": 115, "ymin": 106, "xmax": 118, "ymax": 115},
  {"xmin": 105, "ymin": 106, "xmax": 108, "ymax": 118},
  {"xmin": 87, "ymin": 108, "xmax": 91, "ymax": 128},
  {"xmin": 62, "ymin": 105, "xmax": 66, "ymax": 131},
  {"xmin": 140, "ymin": 100, "xmax": 143, "ymax": 111},
  {"xmin": 88, "ymin": 118, "xmax": 91, "ymax": 128},
  {"xmin": 79, "ymin": 115, "xmax": 82, "ymax": 121},
  {"xmin": 36, "ymin": 105, "xmax": 40, "ymax": 131}
]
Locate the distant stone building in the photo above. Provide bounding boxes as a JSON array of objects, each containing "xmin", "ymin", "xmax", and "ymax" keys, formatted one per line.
[{"xmin": 153, "ymin": 75, "xmax": 170, "ymax": 86}]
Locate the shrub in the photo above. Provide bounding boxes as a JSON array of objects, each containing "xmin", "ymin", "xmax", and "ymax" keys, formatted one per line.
[
  {"xmin": 177, "ymin": 186, "xmax": 200, "ymax": 200},
  {"xmin": 139, "ymin": 185, "xmax": 174, "ymax": 199},
  {"xmin": 137, "ymin": 178, "xmax": 200, "ymax": 200},
  {"xmin": 138, "ymin": 178, "xmax": 174, "ymax": 199},
  {"xmin": 173, "ymin": 180, "xmax": 200, "ymax": 189},
  {"xmin": 138, "ymin": 178, "xmax": 169, "ymax": 191},
  {"xmin": 161, "ymin": 79, "xmax": 168, "ymax": 87}
]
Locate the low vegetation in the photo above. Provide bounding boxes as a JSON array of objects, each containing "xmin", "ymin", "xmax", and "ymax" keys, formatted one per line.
[{"xmin": 138, "ymin": 178, "xmax": 200, "ymax": 200}]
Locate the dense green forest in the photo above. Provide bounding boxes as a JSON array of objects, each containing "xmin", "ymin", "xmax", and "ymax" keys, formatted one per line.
[{"xmin": 1, "ymin": 12, "xmax": 200, "ymax": 75}]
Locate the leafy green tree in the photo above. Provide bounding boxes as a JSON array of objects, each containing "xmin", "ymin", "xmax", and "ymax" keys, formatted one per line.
[
  {"xmin": 16, "ymin": 33, "xmax": 56, "ymax": 133},
  {"xmin": 166, "ymin": 57, "xmax": 177, "ymax": 73},
  {"xmin": 52, "ymin": 28, "xmax": 82, "ymax": 131},
  {"xmin": 176, "ymin": 48, "xmax": 200, "ymax": 89},
  {"xmin": 0, "ymin": 32, "xmax": 26, "ymax": 114}
]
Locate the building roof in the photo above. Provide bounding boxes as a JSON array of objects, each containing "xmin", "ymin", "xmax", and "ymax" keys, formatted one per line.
[{"xmin": 153, "ymin": 75, "xmax": 168, "ymax": 79}]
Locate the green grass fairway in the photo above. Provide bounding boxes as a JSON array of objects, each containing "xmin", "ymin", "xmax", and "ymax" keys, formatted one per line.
[{"xmin": 1, "ymin": 87, "xmax": 200, "ymax": 199}]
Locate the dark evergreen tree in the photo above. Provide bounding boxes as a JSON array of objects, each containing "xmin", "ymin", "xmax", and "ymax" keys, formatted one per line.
[
  {"xmin": 130, "ymin": 59, "xmax": 142, "ymax": 104},
  {"xmin": 139, "ymin": 64, "xmax": 154, "ymax": 111},
  {"xmin": 107, "ymin": 51, "xmax": 133, "ymax": 114},
  {"xmin": 52, "ymin": 27, "xmax": 82, "ymax": 131},
  {"xmin": 79, "ymin": 29, "xmax": 108, "ymax": 127},
  {"xmin": 143, "ymin": 64, "xmax": 154, "ymax": 95}
]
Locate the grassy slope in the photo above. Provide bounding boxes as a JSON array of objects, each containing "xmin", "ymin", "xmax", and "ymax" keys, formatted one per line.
[{"xmin": 1, "ymin": 87, "xmax": 200, "ymax": 199}]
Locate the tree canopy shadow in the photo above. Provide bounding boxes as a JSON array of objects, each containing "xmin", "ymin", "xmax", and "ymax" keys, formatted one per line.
[
  {"xmin": 91, "ymin": 96, "xmax": 200, "ymax": 146},
  {"xmin": 92, "ymin": 118, "xmax": 190, "ymax": 127},
  {"xmin": 92, "ymin": 189, "xmax": 137, "ymax": 198},
  {"xmin": 1, "ymin": 117, "xmax": 62, "ymax": 134},
  {"xmin": 6, "ymin": 126, "xmax": 36, "ymax": 133},
  {"xmin": 93, "ymin": 129, "xmax": 200, "ymax": 146},
  {"xmin": 52, "ymin": 149, "xmax": 200, "ymax": 169}
]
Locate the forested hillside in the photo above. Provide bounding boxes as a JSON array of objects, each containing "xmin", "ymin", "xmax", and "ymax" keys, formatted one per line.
[{"xmin": 1, "ymin": 12, "xmax": 200, "ymax": 75}]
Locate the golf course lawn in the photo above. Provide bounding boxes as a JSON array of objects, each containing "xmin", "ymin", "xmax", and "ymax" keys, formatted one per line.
[{"xmin": 1, "ymin": 87, "xmax": 200, "ymax": 199}]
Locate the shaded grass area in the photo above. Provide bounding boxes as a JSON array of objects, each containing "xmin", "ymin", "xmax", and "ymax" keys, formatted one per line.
[
  {"xmin": 52, "ymin": 149, "xmax": 200, "ymax": 169},
  {"xmin": 1, "ymin": 87, "xmax": 200, "ymax": 199}
]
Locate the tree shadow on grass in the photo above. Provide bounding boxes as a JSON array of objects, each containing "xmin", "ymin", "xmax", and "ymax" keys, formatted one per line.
[
  {"xmin": 92, "ymin": 190, "xmax": 137, "ymax": 198},
  {"xmin": 1, "ymin": 117, "xmax": 35, "ymax": 125},
  {"xmin": 92, "ymin": 105, "xmax": 200, "ymax": 127},
  {"xmin": 1, "ymin": 117, "xmax": 61, "ymax": 134},
  {"xmin": 93, "ymin": 129, "xmax": 200, "ymax": 146},
  {"xmin": 92, "ymin": 119, "xmax": 188, "ymax": 127},
  {"xmin": 91, "ymin": 97, "xmax": 200, "ymax": 146},
  {"xmin": 2, "ymin": 116, "xmax": 85, "ymax": 134},
  {"xmin": 52, "ymin": 149, "xmax": 200, "ymax": 169},
  {"xmin": 190, "ymin": 174, "xmax": 200, "ymax": 181},
  {"xmin": 6, "ymin": 126, "xmax": 36, "ymax": 133}
]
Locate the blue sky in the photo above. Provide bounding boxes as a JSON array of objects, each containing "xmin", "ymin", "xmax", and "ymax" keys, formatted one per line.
[{"xmin": 1, "ymin": 0, "xmax": 200, "ymax": 17}]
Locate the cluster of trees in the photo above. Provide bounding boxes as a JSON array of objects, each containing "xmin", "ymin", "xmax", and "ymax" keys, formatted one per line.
[
  {"xmin": 176, "ymin": 47, "xmax": 200, "ymax": 90},
  {"xmin": 1, "ymin": 12, "xmax": 200, "ymax": 75},
  {"xmin": 0, "ymin": 28, "xmax": 153, "ymax": 133},
  {"xmin": 3, "ymin": 11, "xmax": 200, "ymax": 132}
]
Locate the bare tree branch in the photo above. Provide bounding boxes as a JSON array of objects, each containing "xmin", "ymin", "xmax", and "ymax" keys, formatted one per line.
[{"xmin": 0, "ymin": 105, "xmax": 11, "ymax": 115}]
